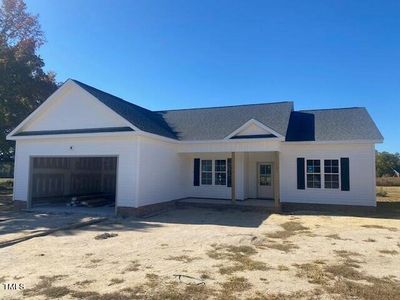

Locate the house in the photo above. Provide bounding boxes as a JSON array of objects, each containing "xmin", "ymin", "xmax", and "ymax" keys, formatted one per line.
[{"xmin": 7, "ymin": 79, "xmax": 383, "ymax": 215}]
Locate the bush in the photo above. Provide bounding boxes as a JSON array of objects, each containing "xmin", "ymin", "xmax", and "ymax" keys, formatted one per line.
[
  {"xmin": 376, "ymin": 187, "xmax": 388, "ymax": 197},
  {"xmin": 376, "ymin": 177, "xmax": 400, "ymax": 186},
  {"xmin": 0, "ymin": 179, "xmax": 13, "ymax": 191}
]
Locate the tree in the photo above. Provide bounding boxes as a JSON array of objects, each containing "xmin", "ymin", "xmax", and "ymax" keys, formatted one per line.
[
  {"xmin": 0, "ymin": 0, "xmax": 57, "ymax": 162},
  {"xmin": 376, "ymin": 151, "xmax": 400, "ymax": 177}
]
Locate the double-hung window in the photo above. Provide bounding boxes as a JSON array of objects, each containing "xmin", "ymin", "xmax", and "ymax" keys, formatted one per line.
[
  {"xmin": 324, "ymin": 159, "xmax": 339, "ymax": 189},
  {"xmin": 201, "ymin": 160, "xmax": 212, "ymax": 185},
  {"xmin": 215, "ymin": 160, "xmax": 227, "ymax": 185},
  {"xmin": 306, "ymin": 160, "xmax": 321, "ymax": 188}
]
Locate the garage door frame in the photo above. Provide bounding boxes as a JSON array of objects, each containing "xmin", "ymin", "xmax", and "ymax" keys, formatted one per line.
[{"xmin": 28, "ymin": 155, "xmax": 119, "ymax": 215}]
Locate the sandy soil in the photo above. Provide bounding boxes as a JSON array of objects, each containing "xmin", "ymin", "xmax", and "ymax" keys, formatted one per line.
[{"xmin": 0, "ymin": 205, "xmax": 399, "ymax": 299}]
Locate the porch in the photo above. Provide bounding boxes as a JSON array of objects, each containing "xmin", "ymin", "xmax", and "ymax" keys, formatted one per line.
[{"xmin": 180, "ymin": 150, "xmax": 281, "ymax": 210}]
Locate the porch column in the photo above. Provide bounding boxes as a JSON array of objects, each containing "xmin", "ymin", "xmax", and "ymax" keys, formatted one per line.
[
  {"xmin": 274, "ymin": 151, "xmax": 280, "ymax": 209},
  {"xmin": 231, "ymin": 152, "xmax": 236, "ymax": 203}
]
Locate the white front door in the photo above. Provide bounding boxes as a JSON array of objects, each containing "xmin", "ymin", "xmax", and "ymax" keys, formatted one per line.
[{"xmin": 257, "ymin": 162, "xmax": 274, "ymax": 199}]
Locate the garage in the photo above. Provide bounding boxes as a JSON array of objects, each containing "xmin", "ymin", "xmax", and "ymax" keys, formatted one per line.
[{"xmin": 29, "ymin": 156, "xmax": 117, "ymax": 214}]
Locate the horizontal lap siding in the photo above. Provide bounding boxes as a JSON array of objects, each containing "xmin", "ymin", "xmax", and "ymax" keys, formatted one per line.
[
  {"xmin": 13, "ymin": 136, "xmax": 139, "ymax": 207},
  {"xmin": 136, "ymin": 136, "xmax": 185, "ymax": 207},
  {"xmin": 279, "ymin": 143, "xmax": 376, "ymax": 206}
]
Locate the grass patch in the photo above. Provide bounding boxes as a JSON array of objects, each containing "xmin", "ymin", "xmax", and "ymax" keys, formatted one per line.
[
  {"xmin": 90, "ymin": 258, "xmax": 102, "ymax": 264},
  {"xmin": 23, "ymin": 275, "xmax": 70, "ymax": 299},
  {"xmin": 165, "ymin": 255, "xmax": 201, "ymax": 263},
  {"xmin": 263, "ymin": 240, "xmax": 299, "ymax": 253},
  {"xmin": 74, "ymin": 279, "xmax": 94, "ymax": 287},
  {"xmin": 363, "ymin": 238, "xmax": 376, "ymax": 242},
  {"xmin": 220, "ymin": 276, "xmax": 252, "ymax": 293},
  {"xmin": 277, "ymin": 265, "xmax": 289, "ymax": 271},
  {"xmin": 295, "ymin": 259, "xmax": 400, "ymax": 300},
  {"xmin": 265, "ymin": 221, "xmax": 310, "ymax": 239},
  {"xmin": 94, "ymin": 232, "xmax": 118, "ymax": 240},
  {"xmin": 361, "ymin": 224, "xmax": 398, "ymax": 232},
  {"xmin": 207, "ymin": 244, "xmax": 269, "ymax": 275},
  {"xmin": 379, "ymin": 249, "xmax": 399, "ymax": 255},
  {"xmin": 123, "ymin": 260, "xmax": 141, "ymax": 272},
  {"xmin": 325, "ymin": 234, "xmax": 348, "ymax": 240},
  {"xmin": 108, "ymin": 278, "xmax": 124, "ymax": 286}
]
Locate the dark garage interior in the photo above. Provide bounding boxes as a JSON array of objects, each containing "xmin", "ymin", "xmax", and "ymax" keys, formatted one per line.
[{"xmin": 30, "ymin": 156, "xmax": 117, "ymax": 212}]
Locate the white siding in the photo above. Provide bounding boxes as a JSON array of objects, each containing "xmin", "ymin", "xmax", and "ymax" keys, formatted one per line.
[
  {"xmin": 280, "ymin": 143, "xmax": 376, "ymax": 206},
  {"xmin": 235, "ymin": 123, "xmax": 271, "ymax": 136},
  {"xmin": 21, "ymin": 86, "xmax": 129, "ymax": 132},
  {"xmin": 183, "ymin": 153, "xmax": 233, "ymax": 199},
  {"xmin": 135, "ymin": 136, "xmax": 185, "ymax": 207},
  {"xmin": 13, "ymin": 135, "xmax": 139, "ymax": 208}
]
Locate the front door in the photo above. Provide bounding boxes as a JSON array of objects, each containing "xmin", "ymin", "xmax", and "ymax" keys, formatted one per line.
[{"xmin": 257, "ymin": 163, "xmax": 273, "ymax": 199}]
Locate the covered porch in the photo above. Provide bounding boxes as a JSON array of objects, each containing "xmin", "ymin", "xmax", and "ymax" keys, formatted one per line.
[{"xmin": 179, "ymin": 149, "xmax": 281, "ymax": 210}]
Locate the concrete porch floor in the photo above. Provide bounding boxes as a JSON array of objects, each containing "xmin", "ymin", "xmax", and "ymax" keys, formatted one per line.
[{"xmin": 176, "ymin": 197, "xmax": 278, "ymax": 212}]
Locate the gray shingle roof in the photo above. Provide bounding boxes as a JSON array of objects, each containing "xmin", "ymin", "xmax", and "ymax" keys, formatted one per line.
[
  {"xmin": 69, "ymin": 80, "xmax": 383, "ymax": 142},
  {"xmin": 72, "ymin": 80, "xmax": 177, "ymax": 139},
  {"xmin": 286, "ymin": 108, "xmax": 383, "ymax": 142},
  {"xmin": 156, "ymin": 102, "xmax": 294, "ymax": 140}
]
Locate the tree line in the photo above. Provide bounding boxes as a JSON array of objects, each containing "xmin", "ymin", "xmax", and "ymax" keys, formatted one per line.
[
  {"xmin": 0, "ymin": 0, "xmax": 398, "ymax": 181},
  {"xmin": 376, "ymin": 151, "xmax": 400, "ymax": 177},
  {"xmin": 0, "ymin": 0, "xmax": 57, "ymax": 162}
]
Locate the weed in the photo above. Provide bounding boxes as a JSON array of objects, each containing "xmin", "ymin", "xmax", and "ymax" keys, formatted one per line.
[
  {"xmin": 207, "ymin": 244, "xmax": 269, "ymax": 275},
  {"xmin": 165, "ymin": 255, "xmax": 201, "ymax": 263},
  {"xmin": 379, "ymin": 249, "xmax": 399, "ymax": 255},
  {"xmin": 363, "ymin": 238, "xmax": 376, "ymax": 242},
  {"xmin": 361, "ymin": 225, "xmax": 398, "ymax": 232}
]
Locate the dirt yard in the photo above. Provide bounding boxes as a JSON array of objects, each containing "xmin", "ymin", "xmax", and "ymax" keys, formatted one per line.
[{"xmin": 0, "ymin": 200, "xmax": 399, "ymax": 300}]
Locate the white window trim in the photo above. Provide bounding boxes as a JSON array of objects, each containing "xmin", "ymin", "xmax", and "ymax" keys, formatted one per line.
[
  {"xmin": 306, "ymin": 159, "xmax": 322, "ymax": 189},
  {"xmin": 215, "ymin": 159, "xmax": 227, "ymax": 186},
  {"xmin": 305, "ymin": 159, "xmax": 341, "ymax": 190},
  {"xmin": 200, "ymin": 160, "xmax": 213, "ymax": 186},
  {"xmin": 323, "ymin": 159, "xmax": 341, "ymax": 190}
]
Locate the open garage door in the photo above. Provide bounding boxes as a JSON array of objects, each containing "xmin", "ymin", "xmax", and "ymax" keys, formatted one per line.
[{"xmin": 30, "ymin": 157, "xmax": 117, "ymax": 211}]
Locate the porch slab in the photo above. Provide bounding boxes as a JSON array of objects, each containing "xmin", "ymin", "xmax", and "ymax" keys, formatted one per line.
[{"xmin": 176, "ymin": 197, "xmax": 278, "ymax": 212}]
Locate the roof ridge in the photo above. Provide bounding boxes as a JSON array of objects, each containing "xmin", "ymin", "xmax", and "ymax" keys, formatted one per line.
[
  {"xmin": 70, "ymin": 79, "xmax": 154, "ymax": 114},
  {"xmin": 155, "ymin": 101, "xmax": 293, "ymax": 112},
  {"xmin": 298, "ymin": 107, "xmax": 365, "ymax": 112}
]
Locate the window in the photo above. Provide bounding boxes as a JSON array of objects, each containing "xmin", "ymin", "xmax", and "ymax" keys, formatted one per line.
[
  {"xmin": 215, "ymin": 160, "xmax": 227, "ymax": 185},
  {"xmin": 324, "ymin": 159, "xmax": 339, "ymax": 189},
  {"xmin": 201, "ymin": 160, "xmax": 212, "ymax": 185},
  {"xmin": 306, "ymin": 160, "xmax": 321, "ymax": 188},
  {"xmin": 259, "ymin": 164, "xmax": 272, "ymax": 186}
]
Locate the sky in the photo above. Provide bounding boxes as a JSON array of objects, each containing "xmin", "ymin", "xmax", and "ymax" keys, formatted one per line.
[{"xmin": 25, "ymin": 0, "xmax": 400, "ymax": 152}]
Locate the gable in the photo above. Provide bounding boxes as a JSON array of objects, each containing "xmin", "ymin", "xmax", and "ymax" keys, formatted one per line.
[
  {"xmin": 234, "ymin": 123, "xmax": 274, "ymax": 137},
  {"xmin": 224, "ymin": 119, "xmax": 284, "ymax": 140},
  {"xmin": 18, "ymin": 83, "xmax": 131, "ymax": 133}
]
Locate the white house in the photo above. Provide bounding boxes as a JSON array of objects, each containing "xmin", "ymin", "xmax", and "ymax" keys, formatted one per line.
[{"xmin": 7, "ymin": 79, "xmax": 383, "ymax": 215}]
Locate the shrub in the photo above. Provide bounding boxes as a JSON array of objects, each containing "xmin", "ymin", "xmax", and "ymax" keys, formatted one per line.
[{"xmin": 376, "ymin": 187, "xmax": 388, "ymax": 197}]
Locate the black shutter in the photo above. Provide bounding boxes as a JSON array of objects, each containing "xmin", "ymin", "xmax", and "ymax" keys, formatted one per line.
[
  {"xmin": 193, "ymin": 158, "xmax": 200, "ymax": 186},
  {"xmin": 340, "ymin": 158, "xmax": 350, "ymax": 191},
  {"xmin": 297, "ymin": 158, "xmax": 305, "ymax": 189},
  {"xmin": 227, "ymin": 158, "xmax": 232, "ymax": 187}
]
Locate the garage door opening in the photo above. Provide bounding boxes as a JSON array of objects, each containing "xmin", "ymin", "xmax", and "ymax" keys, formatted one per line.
[{"xmin": 30, "ymin": 156, "xmax": 117, "ymax": 214}]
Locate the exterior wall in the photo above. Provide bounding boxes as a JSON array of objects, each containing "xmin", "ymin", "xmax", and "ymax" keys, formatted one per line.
[
  {"xmin": 21, "ymin": 86, "xmax": 129, "ymax": 132},
  {"xmin": 280, "ymin": 143, "xmax": 376, "ymax": 206},
  {"xmin": 244, "ymin": 152, "xmax": 277, "ymax": 199},
  {"xmin": 13, "ymin": 135, "xmax": 139, "ymax": 208},
  {"xmin": 135, "ymin": 136, "xmax": 185, "ymax": 207},
  {"xmin": 182, "ymin": 153, "xmax": 234, "ymax": 199},
  {"xmin": 178, "ymin": 140, "xmax": 281, "ymax": 153}
]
